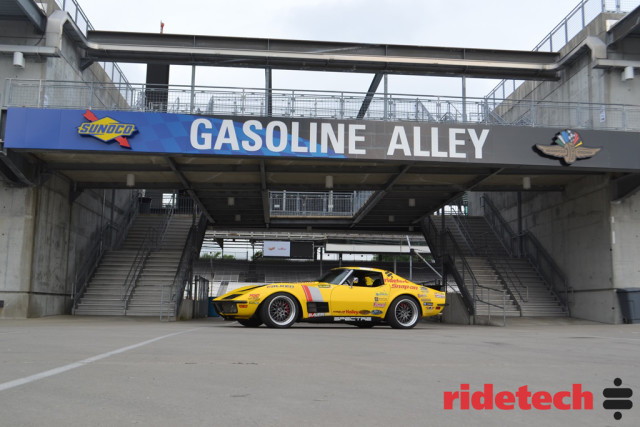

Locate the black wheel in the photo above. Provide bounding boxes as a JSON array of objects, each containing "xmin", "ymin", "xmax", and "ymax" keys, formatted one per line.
[
  {"xmin": 260, "ymin": 293, "xmax": 299, "ymax": 328},
  {"xmin": 387, "ymin": 296, "xmax": 420, "ymax": 329},
  {"xmin": 237, "ymin": 317, "xmax": 262, "ymax": 327}
]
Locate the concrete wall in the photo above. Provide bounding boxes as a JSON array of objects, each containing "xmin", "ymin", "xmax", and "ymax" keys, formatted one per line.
[
  {"xmin": 494, "ymin": 13, "xmax": 640, "ymax": 130},
  {"xmin": 1, "ymin": 3, "xmax": 128, "ymax": 109},
  {"xmin": 467, "ymin": 12, "xmax": 640, "ymax": 324},
  {"xmin": 0, "ymin": 174, "xmax": 135, "ymax": 318},
  {"xmin": 469, "ymin": 173, "xmax": 629, "ymax": 324},
  {"xmin": 0, "ymin": 9, "xmax": 135, "ymax": 318}
]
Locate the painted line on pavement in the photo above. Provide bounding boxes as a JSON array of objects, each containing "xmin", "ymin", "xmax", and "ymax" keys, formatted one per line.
[{"xmin": 0, "ymin": 327, "xmax": 201, "ymax": 392}]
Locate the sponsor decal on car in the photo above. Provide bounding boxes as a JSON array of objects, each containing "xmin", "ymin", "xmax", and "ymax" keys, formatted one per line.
[
  {"xmin": 335, "ymin": 317, "xmax": 372, "ymax": 322},
  {"xmin": 359, "ymin": 310, "xmax": 371, "ymax": 315},
  {"xmin": 318, "ymin": 284, "xmax": 331, "ymax": 288},
  {"xmin": 308, "ymin": 313, "xmax": 326, "ymax": 318},
  {"xmin": 435, "ymin": 292, "xmax": 446, "ymax": 299},
  {"xmin": 373, "ymin": 302, "xmax": 386, "ymax": 308},
  {"xmin": 371, "ymin": 310, "xmax": 383, "ymax": 315},
  {"xmin": 267, "ymin": 284, "xmax": 295, "ymax": 289},
  {"xmin": 392, "ymin": 284, "xmax": 419, "ymax": 290},
  {"xmin": 302, "ymin": 285, "xmax": 325, "ymax": 303}
]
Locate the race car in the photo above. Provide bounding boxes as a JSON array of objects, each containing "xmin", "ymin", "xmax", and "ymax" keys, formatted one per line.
[{"xmin": 212, "ymin": 267, "xmax": 445, "ymax": 329}]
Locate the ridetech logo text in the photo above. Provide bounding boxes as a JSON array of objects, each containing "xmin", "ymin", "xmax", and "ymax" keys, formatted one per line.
[{"xmin": 444, "ymin": 380, "xmax": 633, "ymax": 420}]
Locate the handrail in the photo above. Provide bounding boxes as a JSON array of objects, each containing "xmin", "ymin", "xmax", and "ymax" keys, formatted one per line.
[
  {"xmin": 71, "ymin": 193, "xmax": 139, "ymax": 313},
  {"xmin": 121, "ymin": 227, "xmax": 156, "ymax": 310},
  {"xmin": 6, "ymin": 78, "xmax": 640, "ymax": 131},
  {"xmin": 485, "ymin": 0, "xmax": 637, "ymax": 101},
  {"xmin": 481, "ymin": 195, "xmax": 517, "ymax": 257},
  {"xmin": 451, "ymin": 215, "xmax": 477, "ymax": 256},
  {"xmin": 421, "ymin": 214, "xmax": 510, "ymax": 321},
  {"xmin": 158, "ymin": 193, "xmax": 175, "ymax": 244},
  {"xmin": 481, "ymin": 194, "xmax": 569, "ymax": 314},
  {"xmin": 442, "ymin": 229, "xmax": 482, "ymax": 316},
  {"xmin": 520, "ymin": 231, "xmax": 570, "ymax": 315},
  {"xmin": 420, "ymin": 215, "xmax": 442, "ymax": 260},
  {"xmin": 453, "ymin": 209, "xmax": 525, "ymax": 312},
  {"xmin": 162, "ymin": 212, "xmax": 208, "ymax": 320},
  {"xmin": 474, "ymin": 285, "xmax": 508, "ymax": 326}
]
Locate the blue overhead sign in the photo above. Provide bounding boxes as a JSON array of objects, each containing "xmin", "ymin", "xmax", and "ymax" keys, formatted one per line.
[
  {"xmin": 5, "ymin": 107, "xmax": 640, "ymax": 171},
  {"xmin": 4, "ymin": 108, "xmax": 347, "ymax": 159}
]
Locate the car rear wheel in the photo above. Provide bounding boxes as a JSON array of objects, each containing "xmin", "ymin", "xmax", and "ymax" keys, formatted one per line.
[
  {"xmin": 260, "ymin": 293, "xmax": 298, "ymax": 328},
  {"xmin": 387, "ymin": 296, "xmax": 420, "ymax": 329},
  {"xmin": 238, "ymin": 318, "xmax": 262, "ymax": 327}
]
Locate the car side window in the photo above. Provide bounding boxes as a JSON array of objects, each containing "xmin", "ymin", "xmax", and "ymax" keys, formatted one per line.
[{"xmin": 353, "ymin": 272, "xmax": 384, "ymax": 287}]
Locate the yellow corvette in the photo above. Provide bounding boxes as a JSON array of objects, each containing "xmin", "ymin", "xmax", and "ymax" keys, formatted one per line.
[{"xmin": 212, "ymin": 267, "xmax": 445, "ymax": 329}]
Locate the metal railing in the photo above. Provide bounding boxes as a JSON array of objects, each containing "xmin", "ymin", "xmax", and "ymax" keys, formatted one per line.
[
  {"xmin": 162, "ymin": 212, "xmax": 208, "ymax": 320},
  {"xmin": 481, "ymin": 196, "xmax": 518, "ymax": 257},
  {"xmin": 443, "ymin": 228, "xmax": 510, "ymax": 323},
  {"xmin": 269, "ymin": 191, "xmax": 373, "ymax": 217},
  {"xmin": 520, "ymin": 231, "xmax": 571, "ymax": 315},
  {"xmin": 122, "ymin": 197, "xmax": 175, "ymax": 311},
  {"xmin": 454, "ymin": 213, "xmax": 525, "ymax": 315},
  {"xmin": 481, "ymin": 195, "xmax": 570, "ymax": 314},
  {"xmin": 5, "ymin": 79, "xmax": 640, "ymax": 132},
  {"xmin": 486, "ymin": 0, "xmax": 640, "ymax": 101},
  {"xmin": 121, "ymin": 227, "xmax": 156, "ymax": 310},
  {"xmin": 52, "ymin": 0, "xmax": 133, "ymax": 99},
  {"xmin": 71, "ymin": 193, "xmax": 139, "ymax": 313}
]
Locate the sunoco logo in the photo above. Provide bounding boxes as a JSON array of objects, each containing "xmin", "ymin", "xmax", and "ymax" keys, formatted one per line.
[{"xmin": 78, "ymin": 110, "xmax": 136, "ymax": 149}]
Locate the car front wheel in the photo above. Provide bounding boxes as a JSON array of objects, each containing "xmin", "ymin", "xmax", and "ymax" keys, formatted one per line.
[
  {"xmin": 387, "ymin": 297, "xmax": 420, "ymax": 329},
  {"xmin": 260, "ymin": 293, "xmax": 298, "ymax": 328}
]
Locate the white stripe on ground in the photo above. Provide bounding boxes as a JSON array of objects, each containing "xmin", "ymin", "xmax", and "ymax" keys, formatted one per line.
[{"xmin": 0, "ymin": 327, "xmax": 201, "ymax": 392}]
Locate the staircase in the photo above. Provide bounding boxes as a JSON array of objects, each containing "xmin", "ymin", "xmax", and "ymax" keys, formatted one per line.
[
  {"xmin": 74, "ymin": 214, "xmax": 195, "ymax": 317},
  {"xmin": 428, "ymin": 214, "xmax": 568, "ymax": 318}
]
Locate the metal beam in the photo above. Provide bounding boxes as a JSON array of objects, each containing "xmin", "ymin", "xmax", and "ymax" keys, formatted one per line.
[
  {"xmin": 13, "ymin": 0, "xmax": 47, "ymax": 33},
  {"xmin": 260, "ymin": 160, "xmax": 270, "ymax": 227},
  {"xmin": 0, "ymin": 149, "xmax": 37, "ymax": 186},
  {"xmin": 357, "ymin": 73, "xmax": 384, "ymax": 119},
  {"xmin": 166, "ymin": 157, "xmax": 215, "ymax": 224},
  {"xmin": 350, "ymin": 165, "xmax": 410, "ymax": 227},
  {"xmin": 82, "ymin": 31, "xmax": 562, "ymax": 80}
]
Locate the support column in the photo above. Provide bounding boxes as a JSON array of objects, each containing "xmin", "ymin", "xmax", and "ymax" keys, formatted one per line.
[{"xmin": 265, "ymin": 67, "xmax": 273, "ymax": 117}]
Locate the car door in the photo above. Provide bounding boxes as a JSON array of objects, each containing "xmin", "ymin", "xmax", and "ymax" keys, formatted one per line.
[{"xmin": 329, "ymin": 271, "xmax": 386, "ymax": 317}]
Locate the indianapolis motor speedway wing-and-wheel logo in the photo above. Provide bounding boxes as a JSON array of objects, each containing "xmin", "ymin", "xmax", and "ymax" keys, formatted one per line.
[{"xmin": 535, "ymin": 130, "xmax": 601, "ymax": 165}]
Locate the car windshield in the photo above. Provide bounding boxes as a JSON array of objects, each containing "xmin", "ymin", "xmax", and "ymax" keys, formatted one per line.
[{"xmin": 318, "ymin": 269, "xmax": 352, "ymax": 285}]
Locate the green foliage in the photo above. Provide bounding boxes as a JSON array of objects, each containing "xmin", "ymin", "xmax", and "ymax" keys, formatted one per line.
[{"xmin": 200, "ymin": 252, "xmax": 235, "ymax": 260}]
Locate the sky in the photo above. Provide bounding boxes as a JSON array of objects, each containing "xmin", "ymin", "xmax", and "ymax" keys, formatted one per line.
[{"xmin": 77, "ymin": 0, "xmax": 585, "ymax": 99}]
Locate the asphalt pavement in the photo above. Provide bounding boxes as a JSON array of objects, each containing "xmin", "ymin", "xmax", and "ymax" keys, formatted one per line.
[{"xmin": 1, "ymin": 316, "xmax": 638, "ymax": 426}]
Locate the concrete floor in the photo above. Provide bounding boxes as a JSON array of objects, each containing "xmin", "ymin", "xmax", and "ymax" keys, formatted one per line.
[{"xmin": 0, "ymin": 316, "xmax": 638, "ymax": 426}]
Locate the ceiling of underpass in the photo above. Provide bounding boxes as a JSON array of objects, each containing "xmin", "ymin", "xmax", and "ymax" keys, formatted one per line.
[{"xmin": 30, "ymin": 149, "xmax": 601, "ymax": 231}]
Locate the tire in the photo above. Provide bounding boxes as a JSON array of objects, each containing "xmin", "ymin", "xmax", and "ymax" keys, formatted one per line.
[
  {"xmin": 260, "ymin": 293, "xmax": 299, "ymax": 328},
  {"xmin": 387, "ymin": 296, "xmax": 420, "ymax": 329},
  {"xmin": 355, "ymin": 323, "xmax": 375, "ymax": 328},
  {"xmin": 238, "ymin": 317, "xmax": 262, "ymax": 328}
]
